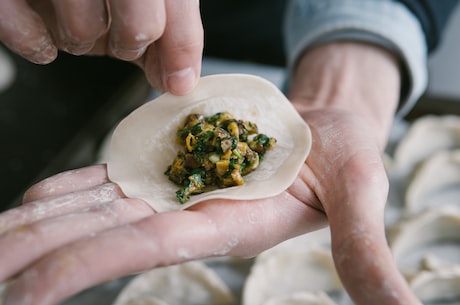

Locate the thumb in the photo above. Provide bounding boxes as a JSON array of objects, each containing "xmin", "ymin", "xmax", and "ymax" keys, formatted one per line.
[
  {"xmin": 326, "ymin": 153, "xmax": 420, "ymax": 305},
  {"xmin": 304, "ymin": 110, "xmax": 421, "ymax": 305},
  {"xmin": 329, "ymin": 194, "xmax": 420, "ymax": 304}
]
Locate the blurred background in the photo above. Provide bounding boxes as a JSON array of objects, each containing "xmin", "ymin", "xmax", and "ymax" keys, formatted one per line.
[{"xmin": 427, "ymin": 4, "xmax": 460, "ymax": 98}]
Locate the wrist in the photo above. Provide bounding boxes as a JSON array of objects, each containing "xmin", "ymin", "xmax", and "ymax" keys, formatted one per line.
[{"xmin": 288, "ymin": 41, "xmax": 401, "ymax": 148}]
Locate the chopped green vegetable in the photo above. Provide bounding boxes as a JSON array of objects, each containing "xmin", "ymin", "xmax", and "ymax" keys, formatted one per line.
[{"xmin": 176, "ymin": 173, "xmax": 205, "ymax": 204}]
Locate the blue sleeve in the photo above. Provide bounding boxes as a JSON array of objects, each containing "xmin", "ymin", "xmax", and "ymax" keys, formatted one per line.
[
  {"xmin": 283, "ymin": 0, "xmax": 429, "ymax": 117},
  {"xmin": 396, "ymin": 0, "xmax": 459, "ymax": 52}
]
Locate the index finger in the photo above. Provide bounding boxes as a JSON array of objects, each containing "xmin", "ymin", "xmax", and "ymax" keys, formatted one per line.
[
  {"xmin": 301, "ymin": 111, "xmax": 421, "ymax": 305},
  {"xmin": 23, "ymin": 165, "xmax": 110, "ymax": 203},
  {"xmin": 329, "ymin": 199, "xmax": 420, "ymax": 304},
  {"xmin": 325, "ymin": 156, "xmax": 421, "ymax": 304}
]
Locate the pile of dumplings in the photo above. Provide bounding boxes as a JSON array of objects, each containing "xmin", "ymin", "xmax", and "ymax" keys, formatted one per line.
[
  {"xmin": 112, "ymin": 114, "xmax": 460, "ymax": 305},
  {"xmin": 386, "ymin": 114, "xmax": 460, "ymax": 304}
]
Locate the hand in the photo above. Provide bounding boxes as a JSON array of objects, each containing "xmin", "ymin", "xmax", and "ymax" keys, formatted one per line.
[
  {"xmin": 288, "ymin": 41, "xmax": 421, "ymax": 304},
  {"xmin": 0, "ymin": 163, "xmax": 327, "ymax": 305},
  {"xmin": 0, "ymin": 42, "xmax": 420, "ymax": 305},
  {"xmin": 0, "ymin": 0, "xmax": 203, "ymax": 94}
]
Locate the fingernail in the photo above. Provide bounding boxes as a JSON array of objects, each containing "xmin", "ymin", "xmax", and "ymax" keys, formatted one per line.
[
  {"xmin": 110, "ymin": 45, "xmax": 147, "ymax": 61},
  {"xmin": 166, "ymin": 67, "xmax": 196, "ymax": 95},
  {"xmin": 63, "ymin": 42, "xmax": 94, "ymax": 56},
  {"xmin": 20, "ymin": 36, "xmax": 57, "ymax": 65}
]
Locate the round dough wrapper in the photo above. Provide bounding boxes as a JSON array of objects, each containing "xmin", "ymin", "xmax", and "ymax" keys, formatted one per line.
[
  {"xmin": 107, "ymin": 74, "xmax": 312, "ymax": 212},
  {"xmin": 112, "ymin": 261, "xmax": 234, "ymax": 305},
  {"xmin": 242, "ymin": 247, "xmax": 342, "ymax": 305}
]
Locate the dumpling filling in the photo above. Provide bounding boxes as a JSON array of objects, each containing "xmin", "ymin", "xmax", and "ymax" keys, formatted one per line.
[{"xmin": 165, "ymin": 112, "xmax": 276, "ymax": 204}]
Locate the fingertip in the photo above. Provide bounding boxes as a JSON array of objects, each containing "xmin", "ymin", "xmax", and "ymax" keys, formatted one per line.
[
  {"xmin": 27, "ymin": 39, "xmax": 58, "ymax": 64},
  {"xmin": 3, "ymin": 25, "xmax": 58, "ymax": 65},
  {"xmin": 22, "ymin": 188, "xmax": 35, "ymax": 204},
  {"xmin": 164, "ymin": 67, "xmax": 199, "ymax": 95},
  {"xmin": 22, "ymin": 165, "xmax": 110, "ymax": 204},
  {"xmin": 109, "ymin": 44, "xmax": 148, "ymax": 61},
  {"xmin": 51, "ymin": 0, "xmax": 108, "ymax": 57},
  {"xmin": 62, "ymin": 42, "xmax": 95, "ymax": 56},
  {"xmin": 0, "ymin": 0, "xmax": 58, "ymax": 65}
]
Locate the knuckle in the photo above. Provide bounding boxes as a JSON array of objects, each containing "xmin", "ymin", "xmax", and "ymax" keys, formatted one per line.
[
  {"xmin": 56, "ymin": 0, "xmax": 108, "ymax": 44},
  {"xmin": 129, "ymin": 25, "xmax": 163, "ymax": 47},
  {"xmin": 116, "ymin": 17, "xmax": 165, "ymax": 49},
  {"xmin": 171, "ymin": 40, "xmax": 204, "ymax": 57}
]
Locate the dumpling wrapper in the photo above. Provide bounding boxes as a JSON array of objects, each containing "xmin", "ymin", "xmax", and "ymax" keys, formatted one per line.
[
  {"xmin": 112, "ymin": 261, "xmax": 234, "ymax": 305},
  {"xmin": 410, "ymin": 267, "xmax": 460, "ymax": 303},
  {"xmin": 421, "ymin": 253, "xmax": 460, "ymax": 271},
  {"xmin": 242, "ymin": 247, "xmax": 342, "ymax": 305},
  {"xmin": 405, "ymin": 149, "xmax": 460, "ymax": 214},
  {"xmin": 388, "ymin": 206, "xmax": 460, "ymax": 277},
  {"xmin": 393, "ymin": 115, "xmax": 460, "ymax": 171},
  {"xmin": 123, "ymin": 296, "xmax": 169, "ymax": 305},
  {"xmin": 107, "ymin": 74, "xmax": 312, "ymax": 212}
]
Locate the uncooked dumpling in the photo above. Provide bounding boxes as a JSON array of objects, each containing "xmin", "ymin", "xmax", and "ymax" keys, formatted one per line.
[
  {"xmin": 107, "ymin": 74, "xmax": 312, "ymax": 212},
  {"xmin": 124, "ymin": 296, "xmax": 169, "ymax": 305},
  {"xmin": 112, "ymin": 261, "xmax": 234, "ymax": 305},
  {"xmin": 393, "ymin": 115, "xmax": 460, "ymax": 170},
  {"xmin": 410, "ymin": 267, "xmax": 460, "ymax": 303},
  {"xmin": 388, "ymin": 206, "xmax": 460, "ymax": 277},
  {"xmin": 405, "ymin": 150, "xmax": 460, "ymax": 214},
  {"xmin": 242, "ymin": 247, "xmax": 342, "ymax": 305}
]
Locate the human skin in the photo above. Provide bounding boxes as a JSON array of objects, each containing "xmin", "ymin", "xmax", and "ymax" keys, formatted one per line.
[
  {"xmin": 0, "ymin": 42, "xmax": 421, "ymax": 305},
  {"xmin": 0, "ymin": 0, "xmax": 203, "ymax": 95},
  {"xmin": 289, "ymin": 41, "xmax": 420, "ymax": 305}
]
